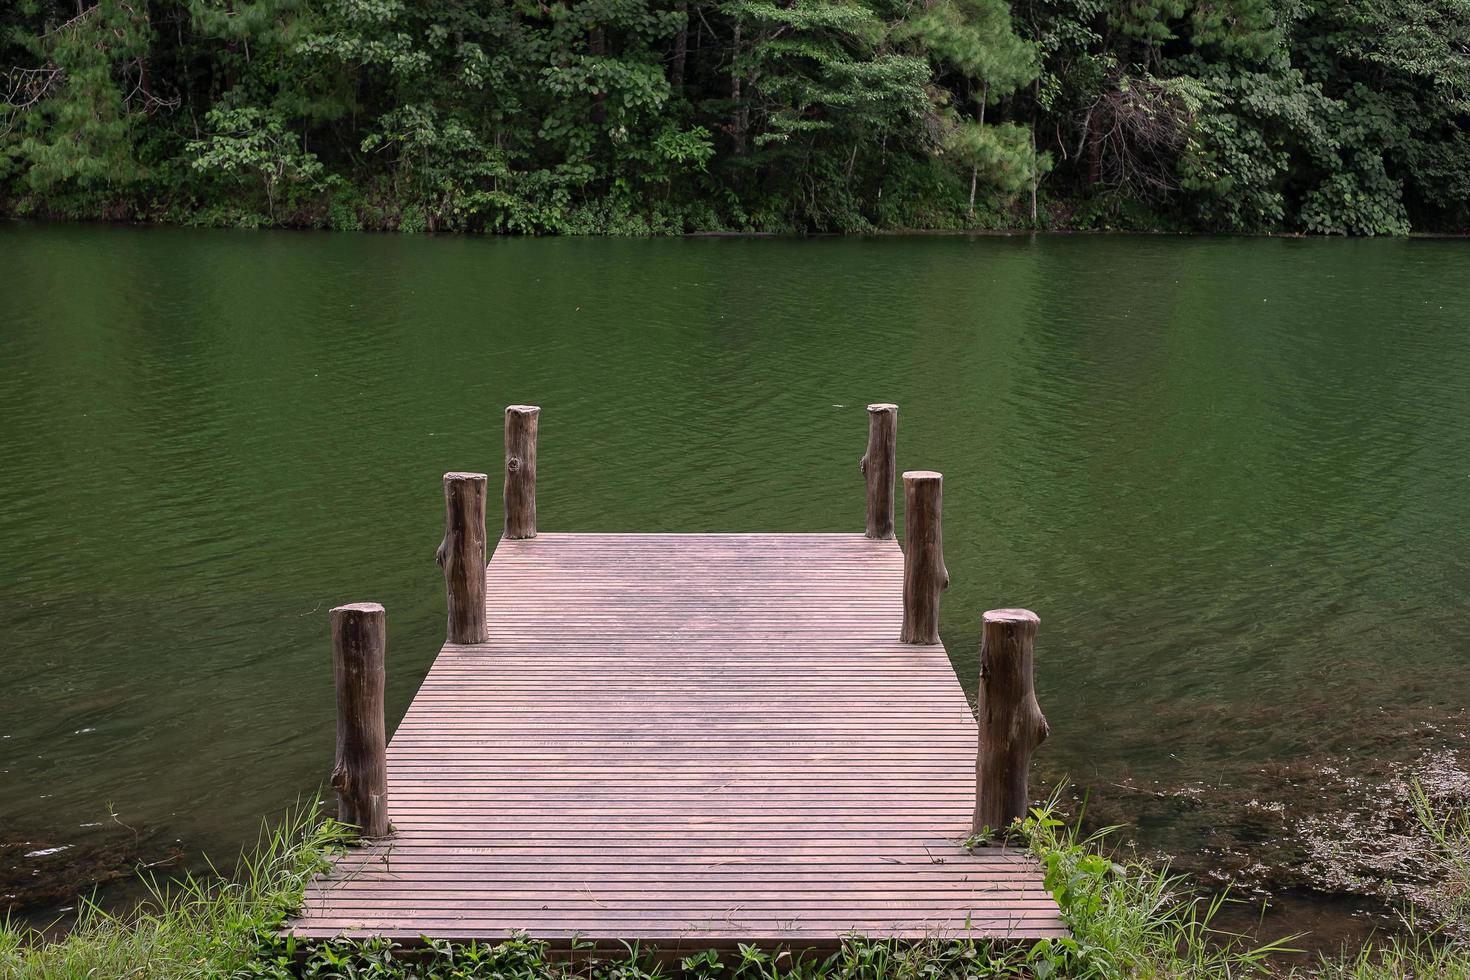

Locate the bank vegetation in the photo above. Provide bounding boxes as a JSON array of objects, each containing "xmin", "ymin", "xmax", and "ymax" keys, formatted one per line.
[
  {"xmin": 3, "ymin": 790, "xmax": 1469, "ymax": 978},
  {"xmin": 3, "ymin": 0, "xmax": 1469, "ymax": 235}
]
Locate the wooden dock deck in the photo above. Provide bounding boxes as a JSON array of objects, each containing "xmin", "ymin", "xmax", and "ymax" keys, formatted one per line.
[
  {"xmin": 290, "ymin": 405, "xmax": 1062, "ymax": 949},
  {"xmin": 292, "ymin": 533, "xmax": 1062, "ymax": 946}
]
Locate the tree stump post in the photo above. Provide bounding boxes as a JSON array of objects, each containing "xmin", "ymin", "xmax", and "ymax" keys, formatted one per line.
[
  {"xmin": 331, "ymin": 602, "xmax": 390, "ymax": 839},
  {"xmin": 860, "ymin": 404, "xmax": 897, "ymax": 539},
  {"xmin": 973, "ymin": 608, "xmax": 1049, "ymax": 834},
  {"xmin": 436, "ymin": 472, "xmax": 488, "ymax": 644},
  {"xmin": 901, "ymin": 471, "xmax": 948, "ymax": 644},
  {"xmin": 504, "ymin": 405, "xmax": 540, "ymax": 539}
]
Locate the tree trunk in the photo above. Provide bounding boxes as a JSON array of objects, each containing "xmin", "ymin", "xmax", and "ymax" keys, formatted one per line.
[
  {"xmin": 331, "ymin": 602, "xmax": 390, "ymax": 839},
  {"xmin": 730, "ymin": 22, "xmax": 746, "ymax": 154},
  {"xmin": 969, "ymin": 82, "xmax": 987, "ymax": 218},
  {"xmin": 590, "ymin": 27, "xmax": 607, "ymax": 125},
  {"xmin": 1086, "ymin": 124, "xmax": 1101, "ymax": 188},
  {"xmin": 1030, "ymin": 80, "xmax": 1040, "ymax": 225},
  {"xmin": 973, "ymin": 608, "xmax": 1048, "ymax": 834},
  {"xmin": 504, "ymin": 405, "xmax": 540, "ymax": 539},
  {"xmin": 671, "ymin": 2, "xmax": 688, "ymax": 91},
  {"xmin": 900, "ymin": 471, "xmax": 948, "ymax": 644},
  {"xmin": 860, "ymin": 404, "xmax": 897, "ymax": 539},
  {"xmin": 436, "ymin": 472, "xmax": 488, "ymax": 644}
]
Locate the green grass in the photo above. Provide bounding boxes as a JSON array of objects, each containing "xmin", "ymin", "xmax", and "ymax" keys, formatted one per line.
[
  {"xmin": 1, "ymin": 792, "xmax": 1467, "ymax": 979},
  {"xmin": 1304, "ymin": 923, "xmax": 1470, "ymax": 980},
  {"xmin": 1295, "ymin": 781, "xmax": 1470, "ymax": 980},
  {"xmin": 1410, "ymin": 779, "xmax": 1470, "ymax": 926},
  {"xmin": 0, "ymin": 802, "xmax": 353, "ymax": 979}
]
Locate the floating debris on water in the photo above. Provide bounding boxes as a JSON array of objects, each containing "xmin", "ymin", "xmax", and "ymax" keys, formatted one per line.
[{"xmin": 1046, "ymin": 740, "xmax": 1470, "ymax": 943}]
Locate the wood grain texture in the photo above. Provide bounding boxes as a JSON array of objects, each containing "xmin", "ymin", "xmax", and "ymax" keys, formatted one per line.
[
  {"xmin": 503, "ymin": 406, "xmax": 539, "ymax": 539},
  {"xmin": 330, "ymin": 603, "xmax": 390, "ymax": 839},
  {"xmin": 860, "ymin": 404, "xmax": 897, "ymax": 540},
  {"xmin": 436, "ymin": 473, "xmax": 488, "ymax": 644},
  {"xmin": 901, "ymin": 473, "xmax": 948, "ymax": 645},
  {"xmin": 974, "ymin": 609, "xmax": 1049, "ymax": 834},
  {"xmin": 293, "ymin": 534, "xmax": 1061, "ymax": 947}
]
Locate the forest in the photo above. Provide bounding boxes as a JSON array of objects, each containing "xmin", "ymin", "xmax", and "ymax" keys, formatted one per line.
[{"xmin": 2, "ymin": 0, "xmax": 1468, "ymax": 235}]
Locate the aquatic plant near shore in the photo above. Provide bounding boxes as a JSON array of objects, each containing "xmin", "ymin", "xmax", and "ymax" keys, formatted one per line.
[
  {"xmin": 1287, "ymin": 753, "xmax": 1470, "ymax": 935},
  {"xmin": 0, "ymin": 802, "xmax": 352, "ymax": 979},
  {"xmin": 1018, "ymin": 803, "xmax": 1297, "ymax": 978},
  {"xmin": 1409, "ymin": 779, "xmax": 1470, "ymax": 928},
  {"xmin": 1306, "ymin": 921, "xmax": 1470, "ymax": 980}
]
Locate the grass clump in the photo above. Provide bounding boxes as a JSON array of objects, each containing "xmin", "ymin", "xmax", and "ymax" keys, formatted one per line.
[
  {"xmin": 0, "ymin": 802, "xmax": 352, "ymax": 979},
  {"xmin": 1022, "ymin": 807, "xmax": 1295, "ymax": 977},
  {"xmin": 1295, "ymin": 780, "xmax": 1470, "ymax": 979},
  {"xmin": 2, "ymin": 791, "xmax": 1469, "ymax": 978},
  {"xmin": 1409, "ymin": 779, "xmax": 1470, "ymax": 926}
]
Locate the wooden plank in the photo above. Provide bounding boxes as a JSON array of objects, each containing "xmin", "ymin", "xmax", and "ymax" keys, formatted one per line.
[{"xmin": 290, "ymin": 533, "xmax": 1062, "ymax": 947}]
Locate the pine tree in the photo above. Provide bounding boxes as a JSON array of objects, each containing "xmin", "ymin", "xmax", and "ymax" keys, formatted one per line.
[
  {"xmin": 892, "ymin": 0, "xmax": 1037, "ymax": 213},
  {"xmin": 11, "ymin": 2, "xmax": 154, "ymax": 202}
]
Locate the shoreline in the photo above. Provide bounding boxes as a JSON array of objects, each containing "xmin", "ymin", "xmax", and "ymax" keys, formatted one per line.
[{"xmin": 7, "ymin": 214, "xmax": 1470, "ymax": 240}]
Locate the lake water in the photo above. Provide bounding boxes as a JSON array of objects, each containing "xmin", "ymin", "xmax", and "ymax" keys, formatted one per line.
[{"xmin": 2, "ymin": 224, "xmax": 1468, "ymax": 946}]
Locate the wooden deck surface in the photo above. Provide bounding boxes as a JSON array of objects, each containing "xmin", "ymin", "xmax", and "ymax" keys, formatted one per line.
[{"xmin": 290, "ymin": 533, "xmax": 1064, "ymax": 946}]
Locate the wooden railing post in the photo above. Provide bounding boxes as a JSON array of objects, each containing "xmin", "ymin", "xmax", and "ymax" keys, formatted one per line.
[
  {"xmin": 504, "ymin": 405, "xmax": 540, "ymax": 539},
  {"xmin": 861, "ymin": 403, "xmax": 897, "ymax": 539},
  {"xmin": 331, "ymin": 602, "xmax": 390, "ymax": 839},
  {"xmin": 974, "ymin": 608, "xmax": 1049, "ymax": 834},
  {"xmin": 436, "ymin": 472, "xmax": 488, "ymax": 644},
  {"xmin": 900, "ymin": 470, "xmax": 948, "ymax": 644}
]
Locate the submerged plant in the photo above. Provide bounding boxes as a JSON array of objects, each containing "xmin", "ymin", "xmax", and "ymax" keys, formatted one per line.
[
  {"xmin": 1410, "ymin": 778, "xmax": 1470, "ymax": 927},
  {"xmin": 0, "ymin": 799, "xmax": 350, "ymax": 980},
  {"xmin": 1304, "ymin": 918, "xmax": 1470, "ymax": 980},
  {"xmin": 1017, "ymin": 796, "xmax": 1297, "ymax": 979}
]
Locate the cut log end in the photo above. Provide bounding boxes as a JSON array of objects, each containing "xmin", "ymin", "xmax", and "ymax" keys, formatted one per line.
[
  {"xmin": 505, "ymin": 405, "xmax": 541, "ymax": 417},
  {"xmin": 332, "ymin": 602, "xmax": 384, "ymax": 617},
  {"xmin": 867, "ymin": 402, "xmax": 897, "ymax": 413},
  {"xmin": 984, "ymin": 608, "xmax": 1039, "ymax": 626}
]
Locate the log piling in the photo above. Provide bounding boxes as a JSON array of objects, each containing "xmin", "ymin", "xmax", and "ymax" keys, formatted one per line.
[
  {"xmin": 504, "ymin": 405, "xmax": 540, "ymax": 539},
  {"xmin": 436, "ymin": 472, "xmax": 489, "ymax": 644},
  {"xmin": 900, "ymin": 470, "xmax": 947, "ymax": 644},
  {"xmin": 860, "ymin": 404, "xmax": 898, "ymax": 539},
  {"xmin": 974, "ymin": 608, "xmax": 1048, "ymax": 834},
  {"xmin": 330, "ymin": 602, "xmax": 390, "ymax": 839}
]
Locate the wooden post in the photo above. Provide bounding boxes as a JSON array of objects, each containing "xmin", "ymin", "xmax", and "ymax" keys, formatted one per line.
[
  {"xmin": 900, "ymin": 471, "xmax": 948, "ymax": 644},
  {"xmin": 860, "ymin": 404, "xmax": 897, "ymax": 539},
  {"xmin": 504, "ymin": 405, "xmax": 540, "ymax": 539},
  {"xmin": 436, "ymin": 472, "xmax": 488, "ymax": 644},
  {"xmin": 974, "ymin": 608, "xmax": 1049, "ymax": 834},
  {"xmin": 330, "ymin": 602, "xmax": 390, "ymax": 839}
]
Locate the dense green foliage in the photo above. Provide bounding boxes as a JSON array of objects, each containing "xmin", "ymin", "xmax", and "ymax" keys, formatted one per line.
[{"xmin": 1, "ymin": 0, "xmax": 1467, "ymax": 232}]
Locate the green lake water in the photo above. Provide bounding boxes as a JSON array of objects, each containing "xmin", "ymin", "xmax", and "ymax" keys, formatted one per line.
[{"xmin": 2, "ymin": 224, "xmax": 1468, "ymax": 945}]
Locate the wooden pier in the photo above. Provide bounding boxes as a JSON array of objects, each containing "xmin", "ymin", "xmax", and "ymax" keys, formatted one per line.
[{"xmin": 292, "ymin": 405, "xmax": 1062, "ymax": 949}]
